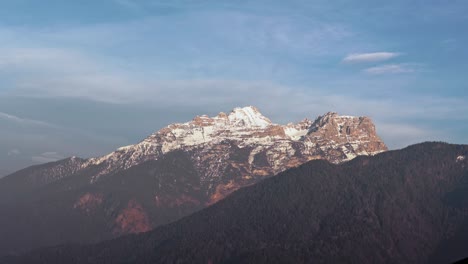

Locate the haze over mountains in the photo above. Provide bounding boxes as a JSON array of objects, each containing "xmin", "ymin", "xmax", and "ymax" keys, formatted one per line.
[
  {"xmin": 0, "ymin": 106, "xmax": 386, "ymax": 255},
  {"xmin": 3, "ymin": 142, "xmax": 467, "ymax": 264}
]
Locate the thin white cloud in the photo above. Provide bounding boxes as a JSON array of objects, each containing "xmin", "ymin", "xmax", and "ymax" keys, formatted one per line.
[
  {"xmin": 32, "ymin": 152, "xmax": 65, "ymax": 163},
  {"xmin": 342, "ymin": 52, "xmax": 401, "ymax": 63},
  {"xmin": 7, "ymin": 149, "xmax": 21, "ymax": 156},
  {"xmin": 363, "ymin": 64, "xmax": 415, "ymax": 75},
  {"xmin": 375, "ymin": 123, "xmax": 439, "ymax": 148},
  {"xmin": 0, "ymin": 111, "xmax": 59, "ymax": 128}
]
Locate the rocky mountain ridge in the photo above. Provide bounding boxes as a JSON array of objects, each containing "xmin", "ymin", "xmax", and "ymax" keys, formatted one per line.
[{"xmin": 82, "ymin": 106, "xmax": 387, "ymax": 185}]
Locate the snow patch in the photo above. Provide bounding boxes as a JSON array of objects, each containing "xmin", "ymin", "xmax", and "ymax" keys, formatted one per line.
[
  {"xmin": 117, "ymin": 145, "xmax": 134, "ymax": 151},
  {"xmin": 457, "ymin": 155, "xmax": 466, "ymax": 162},
  {"xmin": 228, "ymin": 106, "xmax": 272, "ymax": 128},
  {"xmin": 284, "ymin": 127, "xmax": 308, "ymax": 140}
]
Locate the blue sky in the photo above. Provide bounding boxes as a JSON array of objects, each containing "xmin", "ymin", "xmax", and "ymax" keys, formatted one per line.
[{"xmin": 0, "ymin": 0, "xmax": 467, "ymax": 175}]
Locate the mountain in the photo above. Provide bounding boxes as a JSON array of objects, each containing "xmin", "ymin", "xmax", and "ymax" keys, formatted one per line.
[
  {"xmin": 0, "ymin": 169, "xmax": 11, "ymax": 178},
  {"xmin": 0, "ymin": 106, "xmax": 386, "ymax": 254},
  {"xmin": 4, "ymin": 142, "xmax": 468, "ymax": 264}
]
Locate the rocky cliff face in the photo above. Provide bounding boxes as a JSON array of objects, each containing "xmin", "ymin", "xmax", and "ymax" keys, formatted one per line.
[{"xmin": 0, "ymin": 106, "xmax": 387, "ymax": 254}]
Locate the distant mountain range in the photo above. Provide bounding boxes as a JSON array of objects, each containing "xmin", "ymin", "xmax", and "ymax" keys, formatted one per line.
[
  {"xmin": 3, "ymin": 142, "xmax": 467, "ymax": 264},
  {"xmin": 0, "ymin": 106, "xmax": 386, "ymax": 255}
]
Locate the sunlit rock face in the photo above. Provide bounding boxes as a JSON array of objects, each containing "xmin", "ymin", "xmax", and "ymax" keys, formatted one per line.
[{"xmin": 83, "ymin": 106, "xmax": 387, "ymax": 201}]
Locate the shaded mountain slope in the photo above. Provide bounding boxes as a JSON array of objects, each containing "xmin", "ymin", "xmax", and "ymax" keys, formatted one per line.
[
  {"xmin": 0, "ymin": 151, "xmax": 204, "ymax": 254},
  {"xmin": 5, "ymin": 142, "xmax": 468, "ymax": 264}
]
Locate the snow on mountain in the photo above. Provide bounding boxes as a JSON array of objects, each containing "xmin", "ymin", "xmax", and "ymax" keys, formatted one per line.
[{"xmin": 228, "ymin": 106, "xmax": 272, "ymax": 128}]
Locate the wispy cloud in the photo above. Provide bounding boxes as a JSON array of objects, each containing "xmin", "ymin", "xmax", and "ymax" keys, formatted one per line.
[
  {"xmin": 32, "ymin": 152, "xmax": 65, "ymax": 163},
  {"xmin": 0, "ymin": 11, "xmax": 354, "ymax": 101},
  {"xmin": 0, "ymin": 111, "xmax": 59, "ymax": 128},
  {"xmin": 375, "ymin": 123, "xmax": 439, "ymax": 148},
  {"xmin": 216, "ymin": 13, "xmax": 352, "ymax": 55},
  {"xmin": 0, "ymin": 47, "xmax": 138, "ymax": 103},
  {"xmin": 7, "ymin": 148, "xmax": 21, "ymax": 156},
  {"xmin": 363, "ymin": 63, "xmax": 416, "ymax": 75},
  {"xmin": 342, "ymin": 52, "xmax": 401, "ymax": 63}
]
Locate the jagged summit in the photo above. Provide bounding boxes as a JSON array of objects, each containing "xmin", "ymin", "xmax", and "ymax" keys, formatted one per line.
[
  {"xmin": 190, "ymin": 106, "xmax": 272, "ymax": 129},
  {"xmin": 82, "ymin": 106, "xmax": 386, "ymax": 183}
]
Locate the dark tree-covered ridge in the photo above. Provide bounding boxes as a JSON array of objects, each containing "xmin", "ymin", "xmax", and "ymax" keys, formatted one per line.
[{"xmin": 3, "ymin": 142, "xmax": 468, "ymax": 264}]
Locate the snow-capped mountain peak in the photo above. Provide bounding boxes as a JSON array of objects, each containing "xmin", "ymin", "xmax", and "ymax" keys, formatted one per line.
[{"xmin": 82, "ymin": 106, "xmax": 387, "ymax": 183}]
